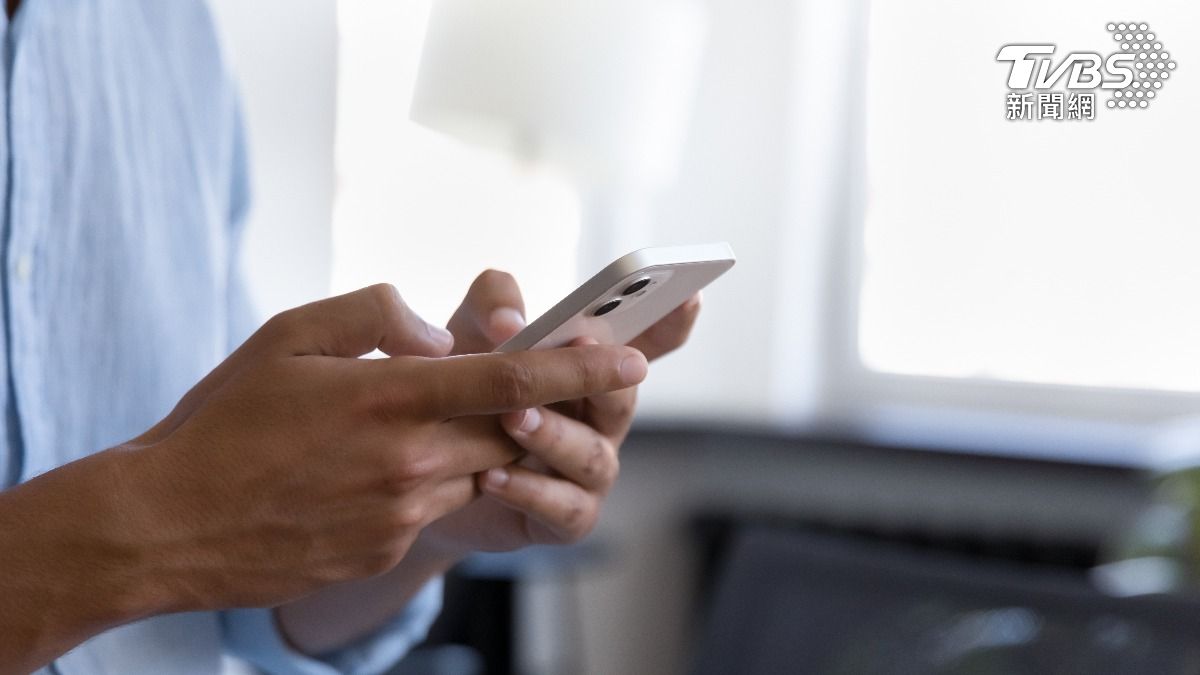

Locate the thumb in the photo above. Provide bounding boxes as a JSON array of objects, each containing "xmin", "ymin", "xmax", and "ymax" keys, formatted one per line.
[
  {"xmin": 264, "ymin": 283, "xmax": 454, "ymax": 358},
  {"xmin": 132, "ymin": 284, "xmax": 452, "ymax": 446},
  {"xmin": 447, "ymin": 269, "xmax": 527, "ymax": 355}
]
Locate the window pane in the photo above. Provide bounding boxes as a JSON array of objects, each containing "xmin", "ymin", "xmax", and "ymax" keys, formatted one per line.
[{"xmin": 860, "ymin": 1, "xmax": 1200, "ymax": 391}]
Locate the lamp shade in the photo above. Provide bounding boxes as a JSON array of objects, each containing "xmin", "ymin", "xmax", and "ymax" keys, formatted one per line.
[{"xmin": 410, "ymin": 0, "xmax": 706, "ymax": 188}]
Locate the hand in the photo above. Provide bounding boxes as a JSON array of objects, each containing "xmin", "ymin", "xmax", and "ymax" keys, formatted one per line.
[
  {"xmin": 442, "ymin": 269, "xmax": 701, "ymax": 361},
  {"xmin": 77, "ymin": 285, "xmax": 648, "ymax": 612},
  {"xmin": 415, "ymin": 270, "xmax": 700, "ymax": 557}
]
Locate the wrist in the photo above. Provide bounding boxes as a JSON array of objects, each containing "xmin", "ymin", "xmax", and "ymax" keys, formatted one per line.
[
  {"xmin": 94, "ymin": 443, "xmax": 195, "ymax": 616},
  {"xmin": 0, "ymin": 446, "xmax": 178, "ymax": 668},
  {"xmin": 275, "ymin": 531, "xmax": 461, "ymax": 655}
]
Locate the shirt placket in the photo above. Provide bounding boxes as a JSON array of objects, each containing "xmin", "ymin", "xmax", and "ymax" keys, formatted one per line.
[
  {"xmin": 3, "ymin": 4, "xmax": 46, "ymax": 484},
  {"xmin": 0, "ymin": 8, "xmax": 16, "ymax": 488}
]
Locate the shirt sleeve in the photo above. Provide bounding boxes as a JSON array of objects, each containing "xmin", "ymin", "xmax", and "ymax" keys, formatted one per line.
[{"xmin": 220, "ymin": 576, "xmax": 444, "ymax": 675}]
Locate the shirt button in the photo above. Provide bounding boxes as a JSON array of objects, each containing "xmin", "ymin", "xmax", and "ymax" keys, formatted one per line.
[{"xmin": 14, "ymin": 254, "xmax": 32, "ymax": 282}]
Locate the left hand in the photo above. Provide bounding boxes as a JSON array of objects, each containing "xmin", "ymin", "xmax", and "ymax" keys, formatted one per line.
[{"xmin": 414, "ymin": 269, "xmax": 701, "ymax": 557}]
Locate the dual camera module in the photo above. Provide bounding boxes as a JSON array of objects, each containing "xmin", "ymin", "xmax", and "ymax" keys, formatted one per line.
[{"xmin": 593, "ymin": 277, "xmax": 653, "ymax": 316}]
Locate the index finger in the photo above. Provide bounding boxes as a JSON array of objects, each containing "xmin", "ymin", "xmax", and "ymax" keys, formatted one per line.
[{"xmin": 411, "ymin": 345, "xmax": 647, "ymax": 418}]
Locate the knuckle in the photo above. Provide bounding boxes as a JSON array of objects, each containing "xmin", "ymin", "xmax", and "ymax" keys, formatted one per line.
[
  {"xmin": 387, "ymin": 500, "xmax": 429, "ymax": 532},
  {"xmin": 490, "ymin": 359, "xmax": 537, "ymax": 409},
  {"xmin": 583, "ymin": 438, "xmax": 616, "ymax": 483},
  {"xmin": 580, "ymin": 350, "xmax": 616, "ymax": 391},
  {"xmin": 367, "ymin": 282, "xmax": 407, "ymax": 319},
  {"xmin": 476, "ymin": 268, "xmax": 516, "ymax": 291},
  {"xmin": 382, "ymin": 449, "xmax": 442, "ymax": 494},
  {"xmin": 544, "ymin": 414, "xmax": 566, "ymax": 447},
  {"xmin": 562, "ymin": 501, "xmax": 596, "ymax": 540},
  {"xmin": 367, "ymin": 282, "xmax": 402, "ymax": 307},
  {"xmin": 362, "ymin": 378, "xmax": 419, "ymax": 424},
  {"xmin": 261, "ymin": 308, "xmax": 305, "ymax": 343}
]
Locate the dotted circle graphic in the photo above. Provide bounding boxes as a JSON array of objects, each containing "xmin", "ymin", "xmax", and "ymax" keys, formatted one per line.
[{"xmin": 1106, "ymin": 21, "xmax": 1175, "ymax": 111}]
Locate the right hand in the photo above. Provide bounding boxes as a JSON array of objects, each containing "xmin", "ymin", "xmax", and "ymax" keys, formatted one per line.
[{"xmin": 104, "ymin": 284, "xmax": 648, "ymax": 612}]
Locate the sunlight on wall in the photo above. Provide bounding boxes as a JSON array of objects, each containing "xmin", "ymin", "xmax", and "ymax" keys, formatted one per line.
[{"xmin": 332, "ymin": 1, "xmax": 580, "ymax": 327}]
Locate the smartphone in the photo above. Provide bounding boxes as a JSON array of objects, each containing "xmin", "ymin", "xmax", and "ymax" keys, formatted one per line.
[{"xmin": 496, "ymin": 243, "xmax": 736, "ymax": 352}]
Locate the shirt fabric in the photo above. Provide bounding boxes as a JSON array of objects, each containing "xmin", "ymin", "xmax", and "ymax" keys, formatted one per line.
[{"xmin": 0, "ymin": 1, "xmax": 439, "ymax": 673}]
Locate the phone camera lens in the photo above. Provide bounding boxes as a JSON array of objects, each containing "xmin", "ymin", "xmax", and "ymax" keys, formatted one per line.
[
  {"xmin": 593, "ymin": 299, "xmax": 622, "ymax": 316},
  {"xmin": 622, "ymin": 277, "xmax": 652, "ymax": 295}
]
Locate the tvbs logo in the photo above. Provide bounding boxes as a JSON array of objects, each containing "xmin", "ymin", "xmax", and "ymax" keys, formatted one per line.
[
  {"xmin": 996, "ymin": 22, "xmax": 1175, "ymax": 120},
  {"xmin": 997, "ymin": 46, "xmax": 1134, "ymax": 91}
]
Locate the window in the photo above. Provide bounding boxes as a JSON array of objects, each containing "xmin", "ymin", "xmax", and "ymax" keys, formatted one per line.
[
  {"xmin": 332, "ymin": 1, "xmax": 580, "ymax": 326},
  {"xmin": 853, "ymin": 1, "xmax": 1200, "ymax": 423}
]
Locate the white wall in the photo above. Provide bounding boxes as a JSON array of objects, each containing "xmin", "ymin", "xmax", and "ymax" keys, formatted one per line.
[
  {"xmin": 633, "ymin": 0, "xmax": 795, "ymax": 423},
  {"xmin": 205, "ymin": 0, "xmax": 834, "ymax": 427},
  {"xmin": 207, "ymin": 0, "xmax": 338, "ymax": 321}
]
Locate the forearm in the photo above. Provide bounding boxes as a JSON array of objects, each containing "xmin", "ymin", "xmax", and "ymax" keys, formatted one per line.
[
  {"xmin": 0, "ymin": 448, "xmax": 175, "ymax": 674},
  {"xmin": 275, "ymin": 535, "xmax": 462, "ymax": 655}
]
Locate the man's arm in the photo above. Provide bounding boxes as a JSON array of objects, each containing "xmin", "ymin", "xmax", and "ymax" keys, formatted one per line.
[
  {"xmin": 0, "ymin": 285, "xmax": 646, "ymax": 673},
  {"xmin": 0, "ymin": 449, "xmax": 178, "ymax": 675}
]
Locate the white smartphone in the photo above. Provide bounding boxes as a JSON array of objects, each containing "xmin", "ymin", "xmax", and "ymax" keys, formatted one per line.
[{"xmin": 496, "ymin": 243, "xmax": 736, "ymax": 352}]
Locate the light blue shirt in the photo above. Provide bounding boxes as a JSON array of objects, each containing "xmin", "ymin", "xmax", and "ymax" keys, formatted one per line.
[{"xmin": 0, "ymin": 2, "xmax": 440, "ymax": 673}]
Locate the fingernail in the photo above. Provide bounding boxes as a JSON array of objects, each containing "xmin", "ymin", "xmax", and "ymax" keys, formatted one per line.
[
  {"xmin": 427, "ymin": 323, "xmax": 454, "ymax": 348},
  {"xmin": 485, "ymin": 467, "xmax": 510, "ymax": 489},
  {"xmin": 619, "ymin": 353, "xmax": 648, "ymax": 385},
  {"xmin": 489, "ymin": 307, "xmax": 526, "ymax": 340},
  {"xmin": 519, "ymin": 408, "xmax": 541, "ymax": 433}
]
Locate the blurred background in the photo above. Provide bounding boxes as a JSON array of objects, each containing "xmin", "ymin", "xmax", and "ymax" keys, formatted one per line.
[{"xmin": 209, "ymin": 0, "xmax": 1200, "ymax": 673}]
